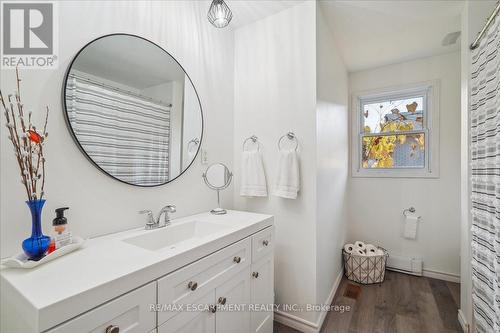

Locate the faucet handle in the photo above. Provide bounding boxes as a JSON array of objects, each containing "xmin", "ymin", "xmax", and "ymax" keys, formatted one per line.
[
  {"xmin": 168, "ymin": 205, "xmax": 176, "ymax": 213},
  {"xmin": 139, "ymin": 210, "xmax": 155, "ymax": 228}
]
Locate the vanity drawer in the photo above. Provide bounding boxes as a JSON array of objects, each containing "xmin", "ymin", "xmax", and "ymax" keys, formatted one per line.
[
  {"xmin": 252, "ymin": 227, "xmax": 274, "ymax": 263},
  {"xmin": 47, "ymin": 282, "xmax": 156, "ymax": 333},
  {"xmin": 157, "ymin": 290, "xmax": 216, "ymax": 333},
  {"xmin": 158, "ymin": 238, "xmax": 251, "ymax": 324}
]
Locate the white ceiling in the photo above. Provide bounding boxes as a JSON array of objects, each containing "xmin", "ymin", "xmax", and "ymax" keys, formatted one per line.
[
  {"xmin": 319, "ymin": 1, "xmax": 464, "ymax": 72},
  {"xmin": 74, "ymin": 1, "xmax": 465, "ymax": 84},
  {"xmin": 225, "ymin": 0, "xmax": 303, "ymax": 29},
  {"xmin": 224, "ymin": 0, "xmax": 463, "ymax": 71},
  {"xmin": 73, "ymin": 35, "xmax": 185, "ymax": 89}
]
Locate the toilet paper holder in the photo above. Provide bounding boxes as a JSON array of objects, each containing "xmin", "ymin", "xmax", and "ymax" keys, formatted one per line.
[{"xmin": 403, "ymin": 207, "xmax": 421, "ymax": 219}]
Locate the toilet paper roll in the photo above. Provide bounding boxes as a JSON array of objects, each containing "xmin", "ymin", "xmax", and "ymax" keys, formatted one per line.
[
  {"xmin": 375, "ymin": 249, "xmax": 385, "ymax": 256},
  {"xmin": 354, "ymin": 241, "xmax": 366, "ymax": 251},
  {"xmin": 365, "ymin": 244, "xmax": 378, "ymax": 255},
  {"xmin": 404, "ymin": 215, "xmax": 419, "ymax": 239},
  {"xmin": 354, "ymin": 249, "xmax": 369, "ymax": 271},
  {"xmin": 343, "ymin": 243, "xmax": 355, "ymax": 254},
  {"xmin": 354, "ymin": 248, "xmax": 366, "ymax": 256}
]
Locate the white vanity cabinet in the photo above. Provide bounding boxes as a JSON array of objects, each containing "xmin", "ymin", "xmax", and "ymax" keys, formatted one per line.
[
  {"xmin": 157, "ymin": 238, "xmax": 252, "ymax": 325},
  {"xmin": 46, "ymin": 282, "xmax": 156, "ymax": 333},
  {"xmin": 157, "ymin": 290, "xmax": 216, "ymax": 333},
  {"xmin": 246, "ymin": 227, "xmax": 274, "ymax": 333},
  {"xmin": 0, "ymin": 211, "xmax": 274, "ymax": 333},
  {"xmin": 158, "ymin": 227, "xmax": 274, "ymax": 333},
  {"xmin": 250, "ymin": 254, "xmax": 274, "ymax": 333}
]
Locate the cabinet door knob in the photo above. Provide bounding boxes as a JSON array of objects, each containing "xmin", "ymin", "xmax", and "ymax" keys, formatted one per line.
[
  {"xmin": 262, "ymin": 240, "xmax": 269, "ymax": 246},
  {"xmin": 252, "ymin": 271, "xmax": 259, "ymax": 278},
  {"xmin": 209, "ymin": 305, "xmax": 217, "ymax": 313},
  {"xmin": 218, "ymin": 297, "xmax": 227, "ymax": 305},
  {"xmin": 105, "ymin": 325, "xmax": 120, "ymax": 333},
  {"xmin": 233, "ymin": 256, "xmax": 241, "ymax": 264},
  {"xmin": 187, "ymin": 281, "xmax": 198, "ymax": 291}
]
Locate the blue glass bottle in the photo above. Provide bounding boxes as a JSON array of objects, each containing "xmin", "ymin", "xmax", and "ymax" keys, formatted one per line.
[{"xmin": 22, "ymin": 199, "xmax": 50, "ymax": 261}]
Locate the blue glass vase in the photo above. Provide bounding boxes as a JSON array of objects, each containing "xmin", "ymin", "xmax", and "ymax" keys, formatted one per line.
[{"xmin": 22, "ymin": 199, "xmax": 50, "ymax": 261}]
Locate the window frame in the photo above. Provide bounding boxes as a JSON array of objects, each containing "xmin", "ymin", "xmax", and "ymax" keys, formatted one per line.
[{"xmin": 350, "ymin": 80, "xmax": 440, "ymax": 178}]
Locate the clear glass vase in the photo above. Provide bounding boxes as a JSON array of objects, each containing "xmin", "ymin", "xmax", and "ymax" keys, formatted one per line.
[{"xmin": 22, "ymin": 199, "xmax": 50, "ymax": 261}]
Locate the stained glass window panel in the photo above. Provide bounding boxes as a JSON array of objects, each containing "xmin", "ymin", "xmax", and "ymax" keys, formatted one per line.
[
  {"xmin": 362, "ymin": 96, "xmax": 424, "ymax": 134},
  {"xmin": 362, "ymin": 133, "xmax": 425, "ymax": 169}
]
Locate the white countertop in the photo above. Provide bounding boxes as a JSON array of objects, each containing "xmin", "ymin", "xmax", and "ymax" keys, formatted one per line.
[{"xmin": 0, "ymin": 210, "xmax": 273, "ymax": 332}]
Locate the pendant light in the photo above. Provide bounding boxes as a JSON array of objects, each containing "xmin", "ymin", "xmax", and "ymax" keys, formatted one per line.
[{"xmin": 207, "ymin": 0, "xmax": 233, "ymax": 28}]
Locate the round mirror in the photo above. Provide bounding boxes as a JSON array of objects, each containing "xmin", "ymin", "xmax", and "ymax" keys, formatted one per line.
[
  {"xmin": 202, "ymin": 163, "xmax": 232, "ymax": 215},
  {"xmin": 63, "ymin": 34, "xmax": 203, "ymax": 186},
  {"xmin": 204, "ymin": 163, "xmax": 232, "ymax": 189}
]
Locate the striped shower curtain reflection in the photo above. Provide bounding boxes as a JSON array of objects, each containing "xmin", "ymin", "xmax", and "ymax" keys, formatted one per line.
[{"xmin": 66, "ymin": 74, "xmax": 171, "ymax": 185}]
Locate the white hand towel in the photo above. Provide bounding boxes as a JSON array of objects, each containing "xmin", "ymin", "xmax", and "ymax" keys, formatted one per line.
[
  {"xmin": 240, "ymin": 150, "xmax": 267, "ymax": 197},
  {"xmin": 403, "ymin": 215, "xmax": 419, "ymax": 239},
  {"xmin": 274, "ymin": 149, "xmax": 300, "ymax": 199}
]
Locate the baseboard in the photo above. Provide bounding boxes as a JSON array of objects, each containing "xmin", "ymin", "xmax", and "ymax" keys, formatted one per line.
[
  {"xmin": 274, "ymin": 270, "xmax": 343, "ymax": 333},
  {"xmin": 422, "ymin": 269, "xmax": 460, "ymax": 283},
  {"xmin": 386, "ymin": 267, "xmax": 460, "ymax": 283},
  {"xmin": 315, "ymin": 270, "xmax": 343, "ymax": 330},
  {"xmin": 274, "ymin": 311, "xmax": 318, "ymax": 333},
  {"xmin": 458, "ymin": 309, "xmax": 470, "ymax": 333},
  {"xmin": 386, "ymin": 267, "xmax": 422, "ymax": 277}
]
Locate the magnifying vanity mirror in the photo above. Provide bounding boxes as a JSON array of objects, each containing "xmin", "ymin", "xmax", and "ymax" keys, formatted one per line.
[
  {"xmin": 63, "ymin": 34, "xmax": 203, "ymax": 186},
  {"xmin": 202, "ymin": 163, "xmax": 232, "ymax": 215}
]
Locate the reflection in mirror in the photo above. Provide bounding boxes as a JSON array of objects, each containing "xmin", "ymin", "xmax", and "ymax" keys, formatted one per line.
[
  {"xmin": 63, "ymin": 34, "xmax": 202, "ymax": 186},
  {"xmin": 202, "ymin": 163, "xmax": 232, "ymax": 215}
]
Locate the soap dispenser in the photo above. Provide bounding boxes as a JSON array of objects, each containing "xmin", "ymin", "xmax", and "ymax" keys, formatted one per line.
[{"xmin": 51, "ymin": 207, "xmax": 72, "ymax": 250}]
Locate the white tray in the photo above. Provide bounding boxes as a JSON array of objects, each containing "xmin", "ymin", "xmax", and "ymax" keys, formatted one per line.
[{"xmin": 1, "ymin": 236, "xmax": 85, "ymax": 269}]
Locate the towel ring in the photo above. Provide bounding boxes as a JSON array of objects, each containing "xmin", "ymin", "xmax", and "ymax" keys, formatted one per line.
[
  {"xmin": 243, "ymin": 135, "xmax": 260, "ymax": 152},
  {"xmin": 187, "ymin": 138, "xmax": 200, "ymax": 152},
  {"xmin": 278, "ymin": 132, "xmax": 298, "ymax": 151},
  {"xmin": 403, "ymin": 207, "xmax": 421, "ymax": 219}
]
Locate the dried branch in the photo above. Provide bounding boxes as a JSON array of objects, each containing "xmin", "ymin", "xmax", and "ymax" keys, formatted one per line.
[
  {"xmin": 15, "ymin": 67, "xmax": 21, "ymax": 101},
  {"xmin": 1, "ymin": 70, "xmax": 48, "ymax": 201}
]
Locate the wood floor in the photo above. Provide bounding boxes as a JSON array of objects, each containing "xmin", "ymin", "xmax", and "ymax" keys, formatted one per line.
[{"xmin": 274, "ymin": 271, "xmax": 461, "ymax": 333}]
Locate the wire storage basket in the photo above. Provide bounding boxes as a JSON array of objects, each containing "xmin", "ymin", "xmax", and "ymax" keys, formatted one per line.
[{"xmin": 342, "ymin": 247, "xmax": 389, "ymax": 284}]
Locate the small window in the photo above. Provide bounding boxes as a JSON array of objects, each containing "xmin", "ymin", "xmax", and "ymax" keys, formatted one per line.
[{"xmin": 351, "ymin": 82, "xmax": 439, "ymax": 178}]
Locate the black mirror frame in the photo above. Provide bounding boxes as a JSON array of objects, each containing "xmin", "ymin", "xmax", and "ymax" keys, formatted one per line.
[{"xmin": 62, "ymin": 33, "xmax": 204, "ymax": 187}]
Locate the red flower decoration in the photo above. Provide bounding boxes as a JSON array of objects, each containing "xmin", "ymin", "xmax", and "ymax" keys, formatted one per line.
[{"xmin": 28, "ymin": 130, "xmax": 43, "ymax": 144}]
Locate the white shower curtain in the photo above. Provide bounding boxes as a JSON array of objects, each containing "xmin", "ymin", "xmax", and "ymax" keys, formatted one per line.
[
  {"xmin": 470, "ymin": 15, "xmax": 500, "ymax": 333},
  {"xmin": 66, "ymin": 73, "xmax": 171, "ymax": 185}
]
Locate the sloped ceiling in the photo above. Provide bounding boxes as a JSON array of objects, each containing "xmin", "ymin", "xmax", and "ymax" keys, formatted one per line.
[
  {"xmin": 215, "ymin": 0, "xmax": 464, "ymax": 72},
  {"xmin": 319, "ymin": 0, "xmax": 464, "ymax": 72},
  {"xmin": 226, "ymin": 0, "xmax": 303, "ymax": 29}
]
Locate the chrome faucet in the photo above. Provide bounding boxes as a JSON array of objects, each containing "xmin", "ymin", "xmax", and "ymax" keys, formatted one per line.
[
  {"xmin": 158, "ymin": 205, "xmax": 176, "ymax": 226},
  {"xmin": 139, "ymin": 205, "xmax": 176, "ymax": 230}
]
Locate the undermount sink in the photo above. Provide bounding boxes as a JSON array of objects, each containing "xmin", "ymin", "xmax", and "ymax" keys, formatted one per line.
[{"xmin": 122, "ymin": 220, "xmax": 230, "ymax": 251}]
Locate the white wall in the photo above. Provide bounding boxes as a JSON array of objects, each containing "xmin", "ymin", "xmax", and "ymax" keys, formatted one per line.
[
  {"xmin": 233, "ymin": 0, "xmax": 319, "ymax": 324},
  {"xmin": 0, "ymin": 0, "xmax": 234, "ymax": 257},
  {"xmin": 233, "ymin": 2, "xmax": 350, "ymax": 329},
  {"xmin": 315, "ymin": 3, "xmax": 348, "ymax": 313},
  {"xmin": 142, "ymin": 80, "xmax": 184, "ymax": 178},
  {"xmin": 141, "ymin": 81, "xmax": 175, "ymax": 108},
  {"xmin": 169, "ymin": 81, "xmax": 185, "ymax": 178},
  {"xmin": 348, "ymin": 52, "xmax": 461, "ymax": 278},
  {"xmin": 182, "ymin": 78, "xmax": 203, "ymax": 169}
]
